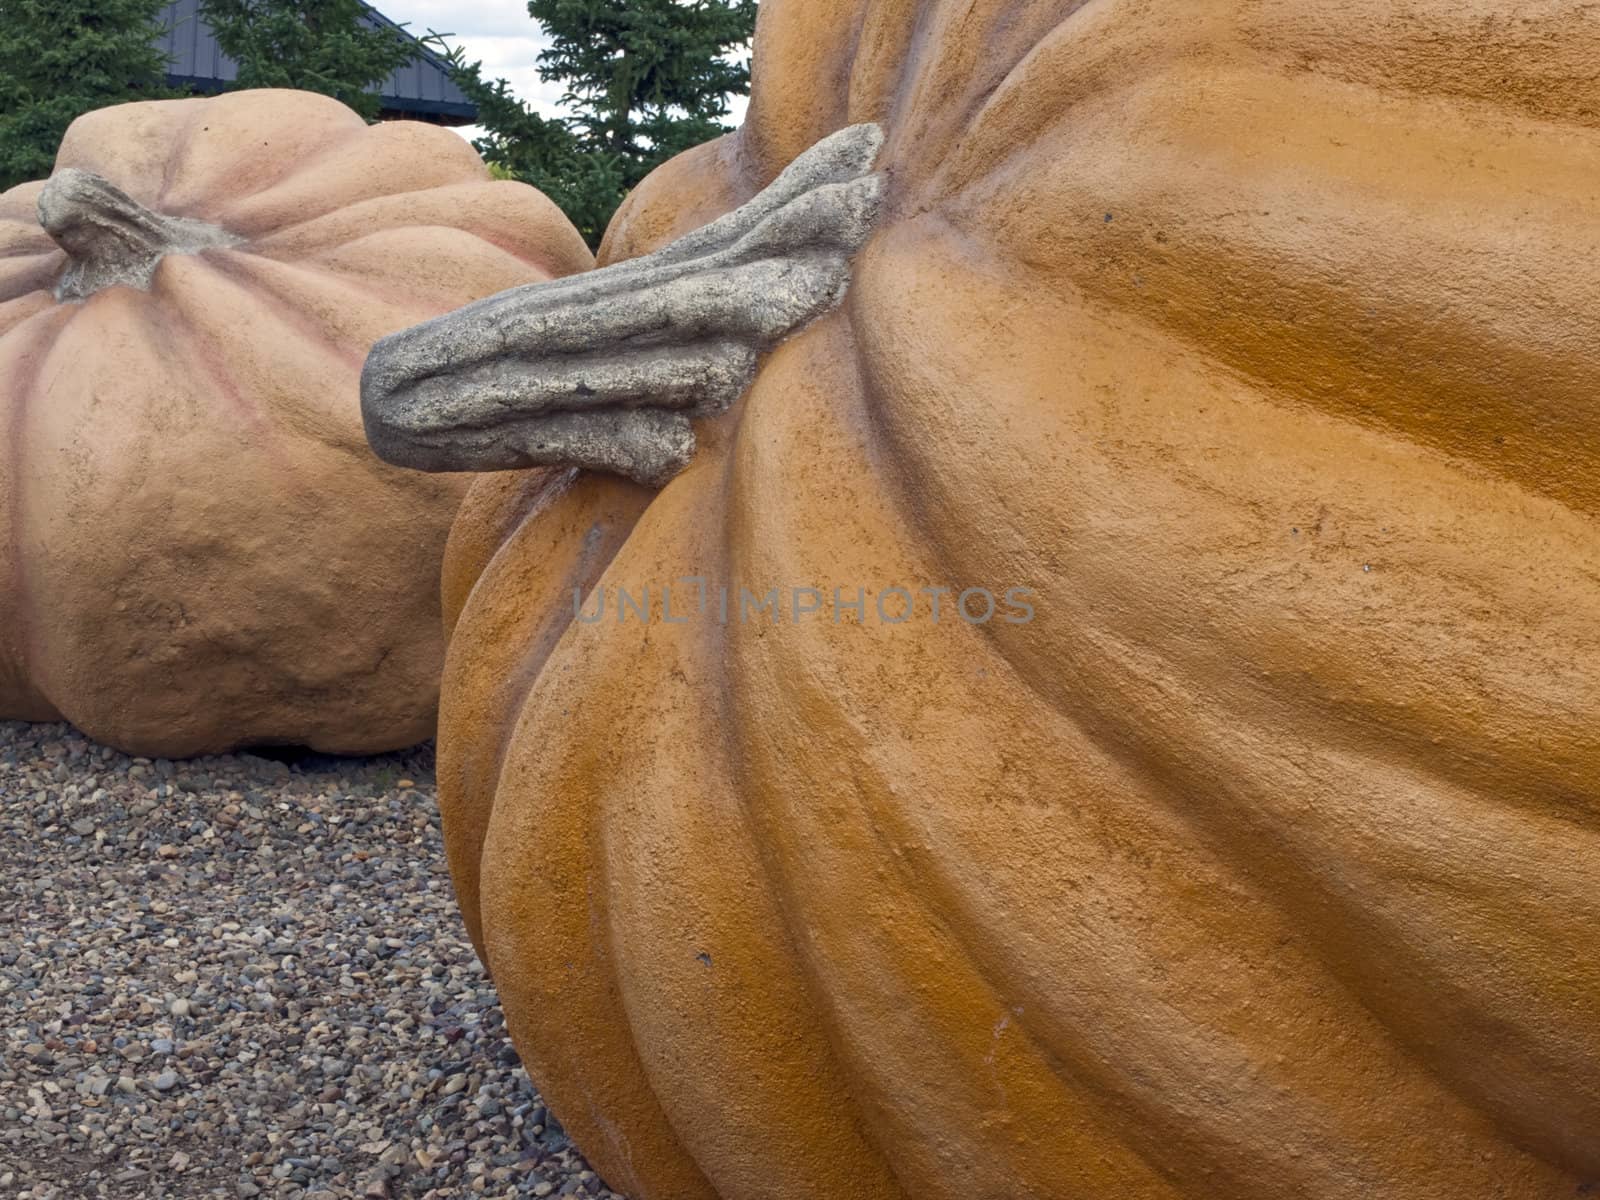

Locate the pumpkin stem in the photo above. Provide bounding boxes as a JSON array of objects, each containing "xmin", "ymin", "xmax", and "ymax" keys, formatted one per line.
[
  {"xmin": 38, "ymin": 170, "xmax": 238, "ymax": 302},
  {"xmin": 360, "ymin": 123, "xmax": 888, "ymax": 488}
]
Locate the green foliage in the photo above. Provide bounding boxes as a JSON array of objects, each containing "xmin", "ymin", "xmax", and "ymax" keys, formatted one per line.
[
  {"xmin": 434, "ymin": 62, "xmax": 623, "ymax": 248},
  {"xmin": 433, "ymin": 0, "xmax": 758, "ymax": 248},
  {"xmin": 0, "ymin": 0, "xmax": 177, "ymax": 191},
  {"xmin": 198, "ymin": 0, "xmax": 420, "ymax": 120},
  {"xmin": 532, "ymin": 0, "xmax": 757, "ymax": 159}
]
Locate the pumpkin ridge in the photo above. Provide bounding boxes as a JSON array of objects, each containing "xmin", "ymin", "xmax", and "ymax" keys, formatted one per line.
[
  {"xmin": 0, "ymin": 180, "xmax": 50, "ymax": 224},
  {"xmin": 429, "ymin": 187, "xmax": 595, "ymax": 280},
  {"xmin": 526, "ymin": 452, "xmax": 906, "ymax": 1199},
  {"xmin": 343, "ymin": 202, "xmax": 588, "ymax": 281},
  {"xmin": 956, "ymin": 566, "xmax": 1600, "ymax": 1181},
  {"xmin": 593, "ymin": 768, "xmax": 735, "ymax": 1200},
  {"xmin": 849, "ymin": 211, "xmax": 1600, "ymax": 819},
  {"xmin": 440, "ymin": 471, "xmax": 651, "ymax": 951},
  {"xmin": 154, "ymin": 97, "xmax": 210, "ymax": 211},
  {"xmin": 836, "ymin": 209, "xmax": 1594, "ymax": 1184},
  {"xmin": 772, "ymin": 753, "xmax": 1247, "ymax": 1194},
  {"xmin": 714, "ymin": 320, "xmax": 1348, "ymax": 1197},
  {"xmin": 697, "ymin": 402, "xmax": 922, "ymax": 1200},
  {"xmin": 441, "ymin": 469, "xmax": 584, "ymax": 635},
  {"xmin": 840, "ymin": 19, "xmax": 906, "ymax": 140},
  {"xmin": 724, "ymin": 672, "xmax": 1189, "ymax": 1196},
  {"xmin": 248, "ymin": 183, "xmax": 593, "ymax": 280},
  {"xmin": 0, "ymin": 294, "xmax": 59, "ymax": 342},
  {"xmin": 175, "ymin": 253, "xmax": 435, "ymax": 471},
  {"xmin": 0, "ymin": 254, "xmax": 62, "ymax": 306},
  {"xmin": 726, "ymin": 585, "xmax": 1579, "ymax": 1192},
  {"xmin": 924, "ymin": 0, "xmax": 1172, "ymax": 205},
  {"xmin": 924, "ymin": 405, "xmax": 1600, "ymax": 838},
  {"xmin": 935, "ymin": 363, "xmax": 1600, "ymax": 834},
  {"xmin": 480, "ymin": 705, "xmax": 724, "ymax": 1200},
  {"xmin": 201, "ymin": 235, "xmax": 589, "ymax": 464},
  {"xmin": 230, "ymin": 237, "xmax": 468, "ymax": 327},
  {"xmin": 128, "ymin": 265, "xmax": 315, "ymax": 489},
  {"xmin": 153, "ymin": 91, "xmax": 369, "ymax": 220},
  {"xmin": 199, "ymin": 250, "xmax": 370, "ymax": 371},
  {"xmin": 834, "ymin": 0, "xmax": 883, "ymax": 120},
  {"xmin": 306, "ymin": 219, "xmax": 581, "ymax": 293},
  {"xmin": 1236, "ymin": 2, "xmax": 1600, "ymax": 133},
  {"xmin": 712, "ymin": 324, "xmax": 1186, "ymax": 1197},
  {"xmin": 1, "ymin": 308, "xmax": 73, "ymax": 719},
  {"xmin": 888, "ymin": 0, "xmax": 1100, "ymax": 188},
  {"xmin": 942, "ymin": 60, "xmax": 1600, "ymax": 515},
  {"xmin": 431, "ymin": 2, "xmax": 1600, "ymax": 1193},
  {"xmin": 0, "ymin": 239, "xmax": 53, "ymax": 261},
  {"xmin": 213, "ymin": 121, "xmax": 490, "ymax": 237},
  {"xmin": 1118, "ymin": 711, "xmax": 1600, "ymax": 1178}
]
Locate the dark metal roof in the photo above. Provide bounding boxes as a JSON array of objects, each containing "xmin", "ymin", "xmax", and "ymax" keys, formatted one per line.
[{"xmin": 156, "ymin": 0, "xmax": 477, "ymax": 125}]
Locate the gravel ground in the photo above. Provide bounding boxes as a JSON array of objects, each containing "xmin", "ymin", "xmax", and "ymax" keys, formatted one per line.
[{"xmin": 0, "ymin": 721, "xmax": 625, "ymax": 1200}]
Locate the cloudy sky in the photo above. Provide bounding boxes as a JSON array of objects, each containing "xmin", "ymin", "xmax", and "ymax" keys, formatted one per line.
[
  {"xmin": 380, "ymin": 0, "xmax": 567, "ymax": 120},
  {"xmin": 377, "ymin": 0, "xmax": 749, "ymax": 137}
]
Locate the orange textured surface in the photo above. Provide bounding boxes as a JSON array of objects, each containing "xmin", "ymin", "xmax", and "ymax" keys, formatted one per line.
[
  {"xmin": 440, "ymin": 4, "xmax": 1600, "ymax": 1197},
  {"xmin": 0, "ymin": 90, "xmax": 592, "ymax": 756}
]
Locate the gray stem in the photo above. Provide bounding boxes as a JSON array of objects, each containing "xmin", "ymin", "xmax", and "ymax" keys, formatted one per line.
[
  {"xmin": 360, "ymin": 123, "xmax": 888, "ymax": 488},
  {"xmin": 38, "ymin": 170, "xmax": 238, "ymax": 302}
]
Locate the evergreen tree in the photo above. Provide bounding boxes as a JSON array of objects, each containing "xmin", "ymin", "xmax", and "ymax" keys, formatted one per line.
[
  {"xmin": 437, "ymin": 65, "xmax": 623, "ymax": 249},
  {"xmin": 198, "ymin": 0, "xmax": 421, "ymax": 121},
  {"xmin": 0, "ymin": 0, "xmax": 176, "ymax": 191},
  {"xmin": 534, "ymin": 0, "xmax": 756, "ymax": 164},
  {"xmin": 436, "ymin": 0, "xmax": 758, "ymax": 248}
]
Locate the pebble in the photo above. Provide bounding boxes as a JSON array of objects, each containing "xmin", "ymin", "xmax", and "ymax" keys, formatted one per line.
[{"xmin": 0, "ymin": 721, "xmax": 628, "ymax": 1200}]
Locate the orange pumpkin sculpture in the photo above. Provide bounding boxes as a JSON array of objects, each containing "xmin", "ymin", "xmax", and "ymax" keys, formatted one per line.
[
  {"xmin": 0, "ymin": 89, "xmax": 591, "ymax": 757},
  {"xmin": 383, "ymin": 2, "xmax": 1600, "ymax": 1196}
]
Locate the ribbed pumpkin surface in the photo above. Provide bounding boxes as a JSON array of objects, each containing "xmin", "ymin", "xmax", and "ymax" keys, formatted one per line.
[
  {"xmin": 0, "ymin": 89, "xmax": 591, "ymax": 756},
  {"xmin": 438, "ymin": 4, "xmax": 1600, "ymax": 1197}
]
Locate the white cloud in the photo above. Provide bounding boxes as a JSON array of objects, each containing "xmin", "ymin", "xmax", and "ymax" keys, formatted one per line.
[
  {"xmin": 377, "ymin": 0, "xmax": 749, "ymax": 141},
  {"xmin": 376, "ymin": 0, "xmax": 558, "ymax": 137},
  {"xmin": 379, "ymin": 0, "xmax": 548, "ymax": 42},
  {"xmin": 453, "ymin": 34, "xmax": 570, "ymax": 118}
]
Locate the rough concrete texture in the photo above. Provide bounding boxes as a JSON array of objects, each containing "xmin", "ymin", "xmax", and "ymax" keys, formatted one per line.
[
  {"xmin": 433, "ymin": 2, "xmax": 1600, "ymax": 1199},
  {"xmin": 38, "ymin": 169, "xmax": 240, "ymax": 302},
  {"xmin": 361, "ymin": 124, "xmax": 885, "ymax": 487},
  {"xmin": 0, "ymin": 89, "xmax": 593, "ymax": 757}
]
